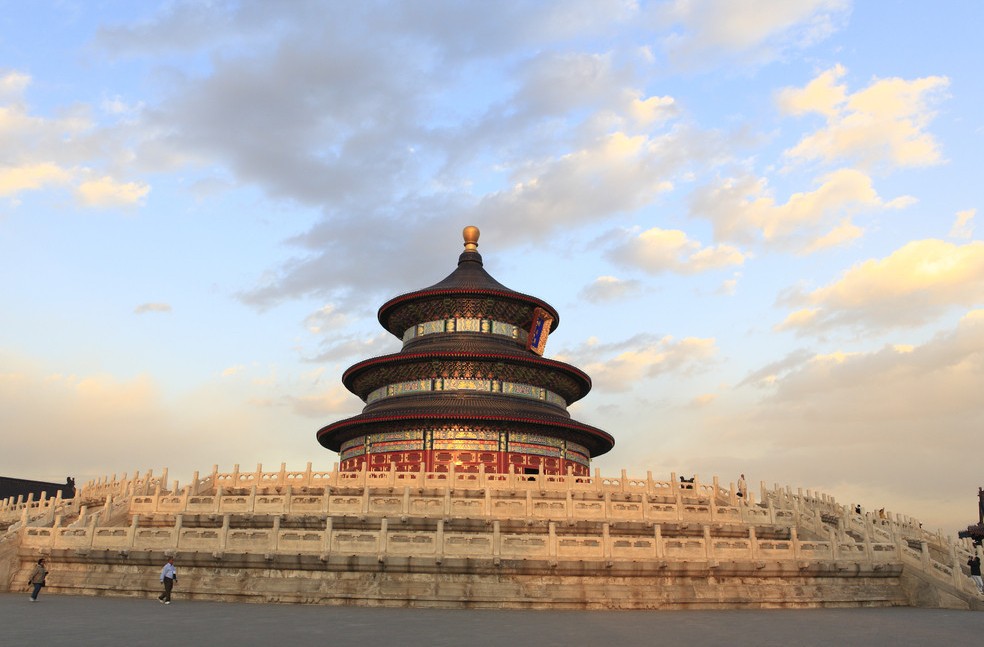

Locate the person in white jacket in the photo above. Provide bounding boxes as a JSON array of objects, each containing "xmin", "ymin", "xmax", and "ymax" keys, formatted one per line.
[{"xmin": 158, "ymin": 557, "xmax": 177, "ymax": 604}]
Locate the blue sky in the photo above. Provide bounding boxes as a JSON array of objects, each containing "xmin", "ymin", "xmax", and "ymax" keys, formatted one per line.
[{"xmin": 1, "ymin": 1, "xmax": 982, "ymax": 534}]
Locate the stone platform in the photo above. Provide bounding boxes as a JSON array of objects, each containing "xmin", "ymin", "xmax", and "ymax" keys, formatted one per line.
[{"xmin": 2, "ymin": 465, "xmax": 982, "ymax": 610}]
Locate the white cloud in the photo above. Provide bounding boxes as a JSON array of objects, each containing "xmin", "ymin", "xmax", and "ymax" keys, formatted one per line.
[
  {"xmin": 949, "ymin": 208, "xmax": 975, "ymax": 240},
  {"xmin": 554, "ymin": 333, "xmax": 718, "ymax": 392},
  {"xmin": 629, "ymin": 94, "xmax": 677, "ymax": 127},
  {"xmin": 76, "ymin": 176, "xmax": 150, "ymax": 207},
  {"xmin": 654, "ymin": 0, "xmax": 849, "ymax": 69},
  {"xmin": 133, "ymin": 303, "xmax": 172, "ymax": 315},
  {"xmin": 304, "ymin": 305, "xmax": 349, "ymax": 334},
  {"xmin": 687, "ymin": 310, "xmax": 984, "ymax": 532},
  {"xmin": 471, "ymin": 131, "xmax": 679, "ymax": 240},
  {"xmin": 0, "ymin": 71, "xmax": 31, "ymax": 101},
  {"xmin": 607, "ymin": 226, "xmax": 746, "ymax": 274},
  {"xmin": 579, "ymin": 276, "xmax": 642, "ymax": 303},
  {"xmin": 776, "ymin": 239, "xmax": 984, "ymax": 334},
  {"xmin": 286, "ymin": 386, "xmax": 356, "ymax": 418},
  {"xmin": 691, "ymin": 168, "xmax": 914, "ymax": 253},
  {"xmin": 309, "ymin": 332, "xmax": 400, "ymax": 364},
  {"xmin": 780, "ymin": 65, "xmax": 949, "ymax": 169},
  {"xmin": 0, "ymin": 71, "xmax": 153, "ymax": 207},
  {"xmin": 0, "ymin": 163, "xmax": 71, "ymax": 197},
  {"xmin": 221, "ymin": 365, "xmax": 245, "ymax": 377}
]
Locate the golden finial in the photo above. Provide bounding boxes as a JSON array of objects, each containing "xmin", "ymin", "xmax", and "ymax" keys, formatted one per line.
[{"xmin": 463, "ymin": 226, "xmax": 480, "ymax": 252}]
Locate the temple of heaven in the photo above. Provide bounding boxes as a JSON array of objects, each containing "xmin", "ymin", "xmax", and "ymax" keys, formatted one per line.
[{"xmin": 316, "ymin": 226, "xmax": 614, "ymax": 475}]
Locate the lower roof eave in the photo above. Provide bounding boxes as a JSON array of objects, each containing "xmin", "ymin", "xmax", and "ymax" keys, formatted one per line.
[{"xmin": 317, "ymin": 413, "xmax": 614, "ymax": 457}]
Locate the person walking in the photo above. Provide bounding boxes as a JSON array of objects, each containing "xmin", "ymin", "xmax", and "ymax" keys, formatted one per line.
[
  {"xmin": 968, "ymin": 554, "xmax": 983, "ymax": 594},
  {"xmin": 27, "ymin": 558, "xmax": 48, "ymax": 601},
  {"xmin": 158, "ymin": 556, "xmax": 177, "ymax": 604},
  {"xmin": 737, "ymin": 474, "xmax": 747, "ymax": 501}
]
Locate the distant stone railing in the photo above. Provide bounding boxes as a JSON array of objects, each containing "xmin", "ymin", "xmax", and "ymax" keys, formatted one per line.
[
  {"xmin": 0, "ymin": 490, "xmax": 78, "ymax": 529},
  {"xmin": 761, "ymin": 483, "xmax": 978, "ymax": 564}
]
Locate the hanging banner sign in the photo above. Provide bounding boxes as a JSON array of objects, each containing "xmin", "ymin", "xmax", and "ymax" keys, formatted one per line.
[{"xmin": 526, "ymin": 307, "xmax": 554, "ymax": 356}]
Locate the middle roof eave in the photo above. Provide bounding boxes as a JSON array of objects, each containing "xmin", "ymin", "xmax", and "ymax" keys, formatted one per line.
[{"xmin": 341, "ymin": 350, "xmax": 593, "ymax": 401}]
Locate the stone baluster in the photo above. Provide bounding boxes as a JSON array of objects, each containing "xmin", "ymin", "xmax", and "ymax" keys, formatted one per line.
[
  {"xmin": 435, "ymin": 519, "xmax": 445, "ymax": 564},
  {"xmin": 654, "ymin": 524, "xmax": 663, "ymax": 559},
  {"xmin": 602, "ymin": 522, "xmax": 612, "ymax": 564},
  {"xmin": 271, "ymin": 515, "xmax": 281, "ymax": 552},
  {"xmin": 21, "ymin": 494, "xmax": 32, "ymax": 525},
  {"xmin": 703, "ymin": 525, "xmax": 714, "ymax": 563},
  {"xmin": 88, "ymin": 513, "xmax": 98, "ymax": 549},
  {"xmin": 548, "ymin": 521, "xmax": 557, "ymax": 565},
  {"xmin": 492, "ymin": 520, "xmax": 501, "ymax": 565},
  {"xmin": 219, "ymin": 514, "xmax": 230, "ymax": 553},
  {"xmin": 950, "ymin": 544, "xmax": 963, "ymax": 588},
  {"xmin": 377, "ymin": 517, "xmax": 388, "ymax": 563},
  {"xmin": 173, "ymin": 514, "xmax": 183, "ymax": 549},
  {"xmin": 101, "ymin": 493, "xmax": 113, "ymax": 525},
  {"xmin": 322, "ymin": 516, "xmax": 333, "ymax": 558},
  {"xmin": 128, "ymin": 514, "xmax": 139, "ymax": 548},
  {"xmin": 46, "ymin": 491, "xmax": 58, "ymax": 525}
]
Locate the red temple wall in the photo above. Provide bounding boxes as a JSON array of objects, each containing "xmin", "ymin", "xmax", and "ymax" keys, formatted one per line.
[{"xmin": 339, "ymin": 449, "xmax": 589, "ymax": 476}]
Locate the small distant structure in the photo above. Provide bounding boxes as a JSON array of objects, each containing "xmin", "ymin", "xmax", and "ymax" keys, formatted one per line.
[
  {"xmin": 957, "ymin": 487, "xmax": 984, "ymax": 546},
  {"xmin": 0, "ymin": 476, "xmax": 75, "ymax": 502}
]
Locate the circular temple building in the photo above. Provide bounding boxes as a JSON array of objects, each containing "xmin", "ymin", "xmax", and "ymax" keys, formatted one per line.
[{"xmin": 316, "ymin": 226, "xmax": 614, "ymax": 475}]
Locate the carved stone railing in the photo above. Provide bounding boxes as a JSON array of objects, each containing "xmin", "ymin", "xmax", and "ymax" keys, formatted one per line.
[
  {"xmin": 20, "ymin": 518, "xmax": 906, "ymax": 568},
  {"xmin": 11, "ymin": 463, "xmax": 980, "ymax": 599}
]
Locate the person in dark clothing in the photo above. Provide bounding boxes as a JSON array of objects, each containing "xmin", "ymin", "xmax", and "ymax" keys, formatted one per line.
[{"xmin": 968, "ymin": 554, "xmax": 983, "ymax": 594}]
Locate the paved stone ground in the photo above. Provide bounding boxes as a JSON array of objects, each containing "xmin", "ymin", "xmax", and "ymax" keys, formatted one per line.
[{"xmin": 1, "ymin": 593, "xmax": 982, "ymax": 646}]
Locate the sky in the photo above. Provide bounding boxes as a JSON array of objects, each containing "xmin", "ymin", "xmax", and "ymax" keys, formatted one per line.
[{"xmin": 0, "ymin": 1, "xmax": 981, "ymax": 534}]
